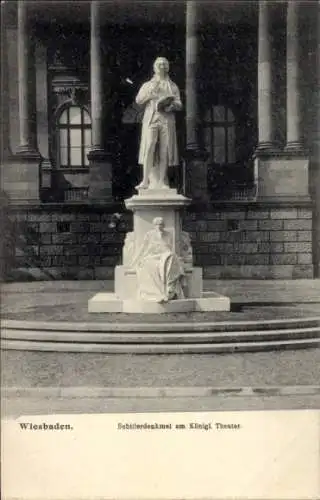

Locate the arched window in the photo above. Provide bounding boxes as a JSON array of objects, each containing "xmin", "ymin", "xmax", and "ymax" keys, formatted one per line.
[
  {"xmin": 58, "ymin": 105, "xmax": 91, "ymax": 168},
  {"xmin": 203, "ymin": 105, "xmax": 236, "ymax": 164}
]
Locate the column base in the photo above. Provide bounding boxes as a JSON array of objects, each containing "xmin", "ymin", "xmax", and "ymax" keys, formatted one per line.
[
  {"xmin": 255, "ymin": 143, "xmax": 281, "ymax": 154},
  {"xmin": 15, "ymin": 146, "xmax": 41, "ymax": 158},
  {"xmin": 88, "ymin": 149, "xmax": 113, "ymax": 202},
  {"xmin": 185, "ymin": 145, "xmax": 209, "ymax": 160},
  {"xmin": 284, "ymin": 142, "xmax": 306, "ymax": 153}
]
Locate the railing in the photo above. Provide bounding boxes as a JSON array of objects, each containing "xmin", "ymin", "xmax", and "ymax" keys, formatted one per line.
[
  {"xmin": 63, "ymin": 188, "xmax": 89, "ymax": 202},
  {"xmin": 209, "ymin": 182, "xmax": 257, "ymax": 201},
  {"xmin": 207, "ymin": 162, "xmax": 257, "ymax": 201}
]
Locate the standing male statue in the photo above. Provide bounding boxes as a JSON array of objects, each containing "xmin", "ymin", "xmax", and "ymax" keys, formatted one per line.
[{"xmin": 135, "ymin": 57, "xmax": 182, "ymax": 190}]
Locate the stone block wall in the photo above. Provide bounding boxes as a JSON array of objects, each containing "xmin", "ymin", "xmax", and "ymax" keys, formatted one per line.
[
  {"xmin": 183, "ymin": 204, "xmax": 314, "ymax": 279},
  {"xmin": 4, "ymin": 206, "xmax": 132, "ymax": 281},
  {"xmin": 2, "ymin": 202, "xmax": 314, "ymax": 281}
]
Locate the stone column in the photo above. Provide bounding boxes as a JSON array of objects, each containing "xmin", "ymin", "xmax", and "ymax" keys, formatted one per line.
[
  {"xmin": 1, "ymin": 2, "xmax": 10, "ymax": 160},
  {"xmin": 312, "ymin": 2, "xmax": 320, "ymax": 277},
  {"xmin": 3, "ymin": 1, "xmax": 41, "ymax": 203},
  {"xmin": 88, "ymin": 0, "xmax": 113, "ymax": 203},
  {"xmin": 185, "ymin": 0, "xmax": 208, "ymax": 200},
  {"xmin": 17, "ymin": 1, "xmax": 37, "ymax": 154},
  {"xmin": 285, "ymin": 1, "xmax": 303, "ymax": 151},
  {"xmin": 257, "ymin": 0, "xmax": 274, "ymax": 150},
  {"xmin": 90, "ymin": 0, "xmax": 103, "ymax": 151},
  {"xmin": 186, "ymin": 0, "xmax": 198, "ymax": 150}
]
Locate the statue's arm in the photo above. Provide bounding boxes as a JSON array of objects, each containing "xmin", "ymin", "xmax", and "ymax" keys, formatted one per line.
[
  {"xmin": 173, "ymin": 85, "xmax": 183, "ymax": 111},
  {"xmin": 135, "ymin": 82, "xmax": 158, "ymax": 106},
  {"xmin": 166, "ymin": 84, "xmax": 183, "ymax": 112}
]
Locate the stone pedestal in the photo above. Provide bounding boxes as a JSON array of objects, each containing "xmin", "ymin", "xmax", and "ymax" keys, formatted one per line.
[
  {"xmin": 88, "ymin": 187, "xmax": 230, "ymax": 313},
  {"xmin": 125, "ymin": 187, "xmax": 189, "ymax": 253},
  {"xmin": 255, "ymin": 151, "xmax": 310, "ymax": 202},
  {"xmin": 3, "ymin": 152, "xmax": 42, "ymax": 203},
  {"xmin": 184, "ymin": 147, "xmax": 209, "ymax": 201},
  {"xmin": 88, "ymin": 150, "xmax": 113, "ymax": 202}
]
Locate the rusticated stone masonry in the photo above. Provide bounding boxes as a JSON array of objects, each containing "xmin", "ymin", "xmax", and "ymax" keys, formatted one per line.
[
  {"xmin": 183, "ymin": 205, "xmax": 313, "ymax": 278},
  {"xmin": 2, "ymin": 204, "xmax": 314, "ymax": 281},
  {"xmin": 5, "ymin": 208, "xmax": 132, "ymax": 280}
]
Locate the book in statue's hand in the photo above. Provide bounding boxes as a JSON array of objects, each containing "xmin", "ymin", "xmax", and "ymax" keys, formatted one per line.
[{"xmin": 157, "ymin": 95, "xmax": 175, "ymax": 111}]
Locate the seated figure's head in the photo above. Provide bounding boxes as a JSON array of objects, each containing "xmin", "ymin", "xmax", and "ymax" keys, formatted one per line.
[
  {"xmin": 153, "ymin": 217, "xmax": 165, "ymax": 231},
  {"xmin": 153, "ymin": 57, "xmax": 170, "ymax": 77}
]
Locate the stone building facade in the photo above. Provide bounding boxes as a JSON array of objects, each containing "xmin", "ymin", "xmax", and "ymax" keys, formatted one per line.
[{"xmin": 1, "ymin": 0, "xmax": 320, "ymax": 280}]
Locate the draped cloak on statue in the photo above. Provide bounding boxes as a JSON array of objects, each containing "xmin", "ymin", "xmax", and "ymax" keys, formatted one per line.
[
  {"xmin": 131, "ymin": 228, "xmax": 185, "ymax": 303},
  {"xmin": 135, "ymin": 76, "xmax": 182, "ymax": 168}
]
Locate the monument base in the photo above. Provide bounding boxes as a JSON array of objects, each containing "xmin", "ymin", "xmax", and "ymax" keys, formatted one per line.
[
  {"xmin": 88, "ymin": 292, "xmax": 230, "ymax": 314},
  {"xmin": 88, "ymin": 186, "xmax": 230, "ymax": 314},
  {"xmin": 114, "ymin": 265, "xmax": 203, "ymax": 300}
]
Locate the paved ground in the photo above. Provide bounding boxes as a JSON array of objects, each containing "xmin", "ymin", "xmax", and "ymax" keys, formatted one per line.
[
  {"xmin": 2, "ymin": 348, "xmax": 320, "ymax": 388},
  {"xmin": 3, "ymin": 279, "xmax": 320, "ymax": 305},
  {"xmin": 2, "ymin": 279, "xmax": 320, "ymax": 322},
  {"xmin": 3, "ymin": 393, "xmax": 320, "ymax": 418},
  {"xmin": 3, "ymin": 304, "xmax": 320, "ymax": 322},
  {"xmin": 2, "ymin": 279, "xmax": 320, "ymax": 417}
]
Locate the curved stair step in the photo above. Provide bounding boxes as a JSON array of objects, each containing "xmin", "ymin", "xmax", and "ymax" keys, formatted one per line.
[
  {"xmin": 2, "ymin": 337, "xmax": 319, "ymax": 354},
  {"xmin": 2, "ymin": 316, "xmax": 320, "ymax": 333},
  {"xmin": 2, "ymin": 326, "xmax": 320, "ymax": 344}
]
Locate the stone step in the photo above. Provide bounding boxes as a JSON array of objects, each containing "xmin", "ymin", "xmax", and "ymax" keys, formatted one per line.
[
  {"xmin": 2, "ymin": 313, "xmax": 319, "ymax": 353},
  {"xmin": 2, "ymin": 316, "xmax": 320, "ymax": 333},
  {"xmin": 2, "ymin": 326, "xmax": 320, "ymax": 344},
  {"xmin": 2, "ymin": 336, "xmax": 319, "ymax": 353}
]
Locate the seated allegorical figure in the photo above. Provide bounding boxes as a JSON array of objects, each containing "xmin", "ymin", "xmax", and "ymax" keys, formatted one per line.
[{"xmin": 130, "ymin": 217, "xmax": 186, "ymax": 303}]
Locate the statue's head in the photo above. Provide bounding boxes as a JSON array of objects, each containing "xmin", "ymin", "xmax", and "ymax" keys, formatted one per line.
[
  {"xmin": 153, "ymin": 217, "xmax": 165, "ymax": 231},
  {"xmin": 153, "ymin": 57, "xmax": 170, "ymax": 77}
]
